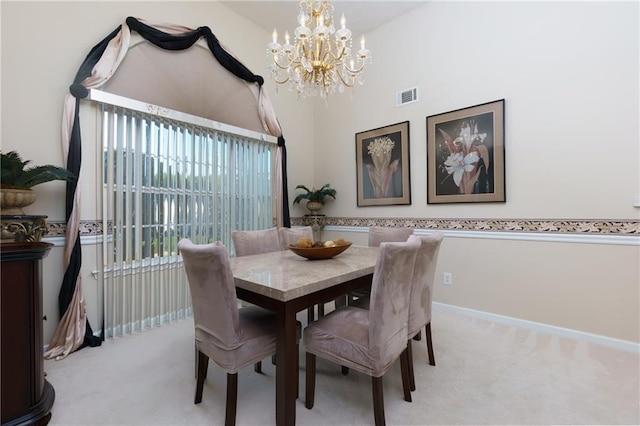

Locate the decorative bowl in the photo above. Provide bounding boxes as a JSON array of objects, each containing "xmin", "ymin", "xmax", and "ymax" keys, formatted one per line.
[{"xmin": 288, "ymin": 242, "xmax": 352, "ymax": 260}]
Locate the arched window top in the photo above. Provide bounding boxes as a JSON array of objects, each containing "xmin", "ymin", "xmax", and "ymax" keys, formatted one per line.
[{"xmin": 103, "ymin": 41, "xmax": 264, "ymax": 133}]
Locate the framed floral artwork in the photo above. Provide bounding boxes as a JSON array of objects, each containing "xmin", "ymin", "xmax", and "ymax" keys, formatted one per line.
[
  {"xmin": 356, "ymin": 121, "xmax": 411, "ymax": 206},
  {"xmin": 426, "ymin": 99, "xmax": 505, "ymax": 204}
]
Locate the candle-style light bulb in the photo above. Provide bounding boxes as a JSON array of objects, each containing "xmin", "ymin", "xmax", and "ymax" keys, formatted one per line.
[
  {"xmin": 340, "ymin": 14, "xmax": 346, "ymax": 29},
  {"xmin": 361, "ymin": 35, "xmax": 366, "ymax": 50},
  {"xmin": 285, "ymin": 31, "xmax": 290, "ymax": 44},
  {"xmin": 272, "ymin": 29, "xmax": 278, "ymax": 43},
  {"xmin": 319, "ymin": 14, "xmax": 324, "ymax": 27}
]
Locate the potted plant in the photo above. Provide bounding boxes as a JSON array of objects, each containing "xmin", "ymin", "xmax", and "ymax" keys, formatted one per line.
[
  {"xmin": 1, "ymin": 150, "xmax": 75, "ymax": 215},
  {"xmin": 293, "ymin": 183, "xmax": 337, "ymax": 213}
]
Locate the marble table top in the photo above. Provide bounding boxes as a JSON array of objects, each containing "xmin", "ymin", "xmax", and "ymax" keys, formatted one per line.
[{"xmin": 229, "ymin": 245, "xmax": 379, "ymax": 302}]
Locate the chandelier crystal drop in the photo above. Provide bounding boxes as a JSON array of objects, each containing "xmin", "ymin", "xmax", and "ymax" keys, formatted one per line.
[{"xmin": 266, "ymin": 0, "xmax": 372, "ymax": 99}]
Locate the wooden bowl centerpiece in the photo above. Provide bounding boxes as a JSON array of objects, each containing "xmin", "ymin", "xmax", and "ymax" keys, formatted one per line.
[{"xmin": 288, "ymin": 238, "xmax": 352, "ymax": 260}]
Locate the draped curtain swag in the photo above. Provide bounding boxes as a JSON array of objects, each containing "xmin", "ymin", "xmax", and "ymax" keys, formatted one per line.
[{"xmin": 46, "ymin": 17, "xmax": 290, "ymax": 360}]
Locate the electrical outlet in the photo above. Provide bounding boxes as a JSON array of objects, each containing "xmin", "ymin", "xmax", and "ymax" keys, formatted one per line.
[{"xmin": 443, "ymin": 272, "xmax": 453, "ymax": 285}]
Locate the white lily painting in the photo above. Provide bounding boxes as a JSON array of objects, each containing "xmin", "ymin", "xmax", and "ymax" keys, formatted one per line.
[
  {"xmin": 366, "ymin": 136, "xmax": 399, "ymax": 198},
  {"xmin": 437, "ymin": 118, "xmax": 491, "ymax": 195}
]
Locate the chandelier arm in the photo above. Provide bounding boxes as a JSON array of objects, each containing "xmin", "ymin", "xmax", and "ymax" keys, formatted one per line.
[
  {"xmin": 272, "ymin": 56, "xmax": 295, "ymax": 71},
  {"xmin": 273, "ymin": 75, "xmax": 291, "ymax": 85},
  {"xmin": 326, "ymin": 41, "xmax": 346, "ymax": 62},
  {"xmin": 336, "ymin": 69, "xmax": 355, "ymax": 88},
  {"xmin": 343, "ymin": 59, "xmax": 366, "ymax": 74}
]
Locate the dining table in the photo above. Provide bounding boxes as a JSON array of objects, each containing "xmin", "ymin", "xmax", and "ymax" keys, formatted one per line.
[{"xmin": 229, "ymin": 245, "xmax": 379, "ymax": 426}]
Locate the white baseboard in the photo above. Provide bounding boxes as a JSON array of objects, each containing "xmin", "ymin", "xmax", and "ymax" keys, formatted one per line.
[{"xmin": 433, "ymin": 302, "xmax": 640, "ymax": 353}]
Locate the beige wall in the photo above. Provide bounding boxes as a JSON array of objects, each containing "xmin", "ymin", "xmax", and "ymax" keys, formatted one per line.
[
  {"xmin": 324, "ymin": 229, "xmax": 639, "ymax": 341},
  {"xmin": 2, "ymin": 2, "xmax": 638, "ymax": 344},
  {"xmin": 313, "ymin": 1, "xmax": 639, "ymax": 343},
  {"xmin": 311, "ymin": 1, "xmax": 639, "ymax": 220}
]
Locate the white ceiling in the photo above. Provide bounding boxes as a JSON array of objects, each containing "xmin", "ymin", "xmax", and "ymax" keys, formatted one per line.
[{"xmin": 219, "ymin": 1, "xmax": 427, "ymax": 37}]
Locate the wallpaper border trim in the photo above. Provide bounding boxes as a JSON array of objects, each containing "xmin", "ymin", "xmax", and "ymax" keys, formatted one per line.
[
  {"xmin": 45, "ymin": 217, "xmax": 639, "ymax": 237},
  {"xmin": 308, "ymin": 217, "xmax": 639, "ymax": 235}
]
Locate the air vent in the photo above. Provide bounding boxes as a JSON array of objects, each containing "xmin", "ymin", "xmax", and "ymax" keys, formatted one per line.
[{"xmin": 396, "ymin": 87, "xmax": 419, "ymax": 107}]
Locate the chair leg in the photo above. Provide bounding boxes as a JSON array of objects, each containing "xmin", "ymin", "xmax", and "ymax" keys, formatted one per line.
[
  {"xmin": 425, "ymin": 323, "xmax": 435, "ymax": 366},
  {"xmin": 272, "ymin": 355, "xmax": 276, "ymax": 365},
  {"xmin": 334, "ymin": 295, "xmax": 347, "ymax": 308},
  {"xmin": 254, "ymin": 361, "xmax": 262, "ymax": 373},
  {"xmin": 225, "ymin": 373, "xmax": 238, "ymax": 426},
  {"xmin": 318, "ymin": 303, "xmax": 325, "ymax": 318},
  {"xmin": 341, "ymin": 366, "xmax": 349, "ymax": 375},
  {"xmin": 296, "ymin": 344, "xmax": 300, "ymax": 399},
  {"xmin": 371, "ymin": 376, "xmax": 386, "ymax": 426},
  {"xmin": 305, "ymin": 353, "xmax": 316, "ymax": 409},
  {"xmin": 307, "ymin": 306, "xmax": 315, "ymax": 324},
  {"xmin": 194, "ymin": 350, "xmax": 209, "ymax": 404},
  {"xmin": 399, "ymin": 348, "xmax": 412, "ymax": 402},
  {"xmin": 407, "ymin": 339, "xmax": 416, "ymax": 392},
  {"xmin": 413, "ymin": 330, "xmax": 422, "ymax": 341}
]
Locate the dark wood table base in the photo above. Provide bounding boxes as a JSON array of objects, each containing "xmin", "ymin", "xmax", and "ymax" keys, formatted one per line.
[{"xmin": 237, "ymin": 274, "xmax": 373, "ymax": 426}]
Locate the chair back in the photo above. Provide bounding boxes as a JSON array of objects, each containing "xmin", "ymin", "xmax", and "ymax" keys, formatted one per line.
[
  {"xmin": 278, "ymin": 226, "xmax": 314, "ymax": 250},
  {"xmin": 178, "ymin": 239, "xmax": 240, "ymax": 348},
  {"xmin": 407, "ymin": 233, "xmax": 444, "ymax": 336},
  {"xmin": 368, "ymin": 238, "xmax": 420, "ymax": 366},
  {"xmin": 368, "ymin": 226, "xmax": 414, "ymax": 247},
  {"xmin": 232, "ymin": 227, "xmax": 281, "ymax": 256}
]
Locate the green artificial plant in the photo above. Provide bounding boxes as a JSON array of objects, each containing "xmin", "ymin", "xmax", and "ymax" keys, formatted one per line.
[
  {"xmin": 0, "ymin": 150, "xmax": 75, "ymax": 189},
  {"xmin": 292, "ymin": 183, "xmax": 337, "ymax": 205}
]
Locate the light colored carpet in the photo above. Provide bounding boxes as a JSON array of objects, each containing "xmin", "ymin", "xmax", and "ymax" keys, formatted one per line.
[{"xmin": 44, "ymin": 306, "xmax": 639, "ymax": 425}]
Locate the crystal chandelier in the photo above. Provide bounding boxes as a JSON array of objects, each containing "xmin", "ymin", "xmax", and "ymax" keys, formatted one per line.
[{"xmin": 266, "ymin": 0, "xmax": 372, "ymax": 99}]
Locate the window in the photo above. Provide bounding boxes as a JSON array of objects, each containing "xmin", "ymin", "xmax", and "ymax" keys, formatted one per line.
[{"xmin": 94, "ymin": 90, "xmax": 276, "ymax": 337}]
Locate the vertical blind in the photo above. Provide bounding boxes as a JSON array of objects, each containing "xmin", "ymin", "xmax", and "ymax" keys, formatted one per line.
[{"xmin": 95, "ymin": 92, "xmax": 275, "ymax": 338}]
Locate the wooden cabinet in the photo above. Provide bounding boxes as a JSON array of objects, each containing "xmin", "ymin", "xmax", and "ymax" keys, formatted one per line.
[{"xmin": 1, "ymin": 242, "xmax": 55, "ymax": 426}]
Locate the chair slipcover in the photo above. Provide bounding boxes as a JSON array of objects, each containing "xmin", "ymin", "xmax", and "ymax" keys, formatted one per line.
[
  {"xmin": 368, "ymin": 226, "xmax": 414, "ymax": 247},
  {"xmin": 303, "ymin": 238, "xmax": 420, "ymax": 377},
  {"xmin": 178, "ymin": 239, "xmax": 277, "ymax": 373},
  {"xmin": 232, "ymin": 227, "xmax": 281, "ymax": 256},
  {"xmin": 407, "ymin": 233, "xmax": 444, "ymax": 339},
  {"xmin": 349, "ymin": 226, "xmax": 415, "ymax": 302},
  {"xmin": 278, "ymin": 226, "xmax": 314, "ymax": 250}
]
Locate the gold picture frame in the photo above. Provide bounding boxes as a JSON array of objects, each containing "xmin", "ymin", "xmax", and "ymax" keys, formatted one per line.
[
  {"xmin": 426, "ymin": 99, "xmax": 505, "ymax": 204},
  {"xmin": 356, "ymin": 121, "xmax": 411, "ymax": 206}
]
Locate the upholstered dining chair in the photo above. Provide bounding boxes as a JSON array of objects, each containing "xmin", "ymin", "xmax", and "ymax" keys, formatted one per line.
[
  {"xmin": 348, "ymin": 226, "xmax": 415, "ymax": 304},
  {"xmin": 231, "ymin": 227, "xmax": 304, "ymax": 373},
  {"xmin": 178, "ymin": 238, "xmax": 280, "ymax": 426},
  {"xmin": 231, "ymin": 227, "xmax": 282, "ymax": 370},
  {"xmin": 278, "ymin": 225, "xmax": 314, "ymax": 251},
  {"xmin": 347, "ymin": 233, "xmax": 444, "ymax": 391},
  {"xmin": 233, "ymin": 226, "xmax": 316, "ymax": 325},
  {"xmin": 368, "ymin": 226, "xmax": 415, "ymax": 248},
  {"xmin": 405, "ymin": 233, "xmax": 443, "ymax": 390},
  {"xmin": 231, "ymin": 227, "xmax": 281, "ymax": 257},
  {"xmin": 303, "ymin": 238, "xmax": 421, "ymax": 426}
]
